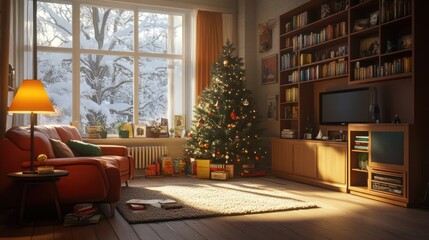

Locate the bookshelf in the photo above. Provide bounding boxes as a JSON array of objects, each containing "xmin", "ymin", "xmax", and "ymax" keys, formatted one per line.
[
  {"xmin": 349, "ymin": 0, "xmax": 412, "ymax": 84},
  {"xmin": 279, "ymin": 0, "xmax": 348, "ymax": 139},
  {"xmin": 272, "ymin": 0, "xmax": 429, "ymax": 205},
  {"xmin": 348, "ymin": 124, "xmax": 409, "ymax": 206}
]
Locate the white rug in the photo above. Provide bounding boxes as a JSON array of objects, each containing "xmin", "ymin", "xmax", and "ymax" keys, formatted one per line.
[{"xmin": 117, "ymin": 175, "xmax": 317, "ymax": 223}]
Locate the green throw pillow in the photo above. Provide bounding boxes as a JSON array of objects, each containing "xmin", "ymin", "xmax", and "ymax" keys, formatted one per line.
[{"xmin": 67, "ymin": 140, "xmax": 102, "ymax": 156}]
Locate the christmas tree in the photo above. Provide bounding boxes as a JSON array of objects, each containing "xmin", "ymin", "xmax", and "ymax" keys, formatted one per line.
[{"xmin": 185, "ymin": 41, "xmax": 267, "ymax": 167}]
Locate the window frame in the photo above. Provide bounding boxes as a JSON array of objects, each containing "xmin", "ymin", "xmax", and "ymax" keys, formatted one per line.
[{"xmin": 35, "ymin": 0, "xmax": 190, "ymax": 132}]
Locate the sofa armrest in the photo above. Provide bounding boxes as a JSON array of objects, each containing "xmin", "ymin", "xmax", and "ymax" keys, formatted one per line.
[
  {"xmin": 20, "ymin": 158, "xmax": 113, "ymax": 205},
  {"xmin": 98, "ymin": 145, "xmax": 128, "ymax": 156}
]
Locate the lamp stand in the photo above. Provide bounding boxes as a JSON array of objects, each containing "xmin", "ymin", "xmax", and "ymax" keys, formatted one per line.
[{"xmin": 22, "ymin": 112, "xmax": 36, "ymax": 174}]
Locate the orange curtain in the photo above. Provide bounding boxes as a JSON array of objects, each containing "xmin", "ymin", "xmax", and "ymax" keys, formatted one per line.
[
  {"xmin": 196, "ymin": 10, "xmax": 223, "ymax": 103},
  {"xmin": 0, "ymin": 0, "xmax": 11, "ymax": 137}
]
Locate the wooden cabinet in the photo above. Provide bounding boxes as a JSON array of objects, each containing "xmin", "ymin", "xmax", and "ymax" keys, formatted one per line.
[
  {"xmin": 348, "ymin": 124, "xmax": 410, "ymax": 206},
  {"xmin": 272, "ymin": 138, "xmax": 347, "ymax": 192},
  {"xmin": 272, "ymin": 138, "xmax": 293, "ymax": 174},
  {"xmin": 317, "ymin": 143, "xmax": 347, "ymax": 184},
  {"xmin": 293, "ymin": 141, "xmax": 317, "ymax": 178}
]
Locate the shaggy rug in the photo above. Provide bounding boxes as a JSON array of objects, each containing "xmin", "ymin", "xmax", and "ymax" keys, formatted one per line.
[{"xmin": 116, "ymin": 175, "xmax": 317, "ymax": 224}]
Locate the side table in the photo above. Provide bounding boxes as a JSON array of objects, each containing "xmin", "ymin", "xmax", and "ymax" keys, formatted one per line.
[{"xmin": 8, "ymin": 169, "xmax": 69, "ymax": 225}]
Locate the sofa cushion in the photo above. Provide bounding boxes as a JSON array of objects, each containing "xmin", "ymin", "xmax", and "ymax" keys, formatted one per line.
[
  {"xmin": 49, "ymin": 139, "xmax": 75, "ymax": 158},
  {"xmin": 67, "ymin": 140, "xmax": 102, "ymax": 156},
  {"xmin": 55, "ymin": 125, "xmax": 83, "ymax": 142}
]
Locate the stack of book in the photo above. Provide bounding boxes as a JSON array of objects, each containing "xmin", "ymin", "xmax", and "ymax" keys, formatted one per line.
[
  {"xmin": 63, "ymin": 203, "xmax": 100, "ymax": 226},
  {"xmin": 354, "ymin": 135, "xmax": 369, "ymax": 150},
  {"xmin": 281, "ymin": 129, "xmax": 296, "ymax": 139}
]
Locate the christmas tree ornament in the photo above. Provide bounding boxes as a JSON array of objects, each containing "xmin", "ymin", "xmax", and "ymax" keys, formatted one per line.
[
  {"xmin": 255, "ymin": 156, "xmax": 260, "ymax": 160},
  {"xmin": 230, "ymin": 111, "xmax": 237, "ymax": 120},
  {"xmin": 243, "ymin": 99, "xmax": 249, "ymax": 106},
  {"xmin": 204, "ymin": 143, "xmax": 209, "ymax": 148},
  {"xmin": 225, "ymin": 155, "xmax": 229, "ymax": 159},
  {"xmin": 198, "ymin": 118, "xmax": 205, "ymax": 126},
  {"xmin": 223, "ymin": 59, "xmax": 229, "ymax": 66}
]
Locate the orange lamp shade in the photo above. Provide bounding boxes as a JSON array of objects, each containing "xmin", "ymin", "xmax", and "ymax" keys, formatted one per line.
[{"xmin": 8, "ymin": 79, "xmax": 55, "ymax": 114}]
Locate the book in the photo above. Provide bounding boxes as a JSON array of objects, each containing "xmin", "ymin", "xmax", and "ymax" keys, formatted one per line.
[
  {"xmin": 74, "ymin": 207, "xmax": 97, "ymax": 216},
  {"xmin": 161, "ymin": 202, "xmax": 182, "ymax": 209},
  {"xmin": 63, "ymin": 213, "xmax": 100, "ymax": 226},
  {"xmin": 73, "ymin": 203, "xmax": 93, "ymax": 212},
  {"xmin": 129, "ymin": 203, "xmax": 146, "ymax": 210},
  {"xmin": 37, "ymin": 166, "xmax": 54, "ymax": 174},
  {"xmin": 126, "ymin": 199, "xmax": 177, "ymax": 208}
]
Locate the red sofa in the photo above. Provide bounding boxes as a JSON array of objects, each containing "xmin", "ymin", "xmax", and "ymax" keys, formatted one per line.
[{"xmin": 0, "ymin": 125, "xmax": 134, "ymax": 216}]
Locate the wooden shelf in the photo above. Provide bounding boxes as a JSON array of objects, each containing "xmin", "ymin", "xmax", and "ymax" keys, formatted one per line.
[{"xmin": 283, "ymin": 10, "xmax": 348, "ymax": 37}]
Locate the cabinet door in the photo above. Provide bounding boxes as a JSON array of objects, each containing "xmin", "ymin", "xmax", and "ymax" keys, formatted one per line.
[
  {"xmin": 272, "ymin": 139, "xmax": 293, "ymax": 174},
  {"xmin": 317, "ymin": 144, "xmax": 347, "ymax": 184},
  {"xmin": 293, "ymin": 142, "xmax": 316, "ymax": 178}
]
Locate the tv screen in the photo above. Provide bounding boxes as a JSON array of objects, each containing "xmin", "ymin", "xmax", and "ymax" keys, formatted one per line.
[{"xmin": 320, "ymin": 87, "xmax": 370, "ymax": 125}]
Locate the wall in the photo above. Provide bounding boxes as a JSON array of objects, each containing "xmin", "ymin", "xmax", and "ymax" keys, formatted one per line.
[
  {"xmin": 110, "ymin": 0, "xmax": 236, "ymax": 13},
  {"xmin": 245, "ymin": 0, "xmax": 309, "ymax": 138}
]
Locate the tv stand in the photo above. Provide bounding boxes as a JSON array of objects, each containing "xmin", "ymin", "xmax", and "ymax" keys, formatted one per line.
[
  {"xmin": 272, "ymin": 138, "xmax": 347, "ymax": 192},
  {"xmin": 348, "ymin": 123, "xmax": 411, "ymax": 207}
]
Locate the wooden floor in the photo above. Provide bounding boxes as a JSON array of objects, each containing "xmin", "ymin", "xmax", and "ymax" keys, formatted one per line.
[{"xmin": 1, "ymin": 174, "xmax": 429, "ymax": 240}]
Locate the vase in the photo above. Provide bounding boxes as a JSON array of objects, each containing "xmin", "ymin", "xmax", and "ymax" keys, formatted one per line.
[
  {"xmin": 100, "ymin": 130, "xmax": 108, "ymax": 138},
  {"xmin": 119, "ymin": 130, "xmax": 129, "ymax": 138}
]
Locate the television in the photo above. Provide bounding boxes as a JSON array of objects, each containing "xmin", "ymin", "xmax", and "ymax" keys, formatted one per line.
[{"xmin": 319, "ymin": 87, "xmax": 370, "ymax": 125}]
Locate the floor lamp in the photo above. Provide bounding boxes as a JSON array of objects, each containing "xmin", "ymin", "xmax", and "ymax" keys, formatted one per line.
[{"xmin": 8, "ymin": 80, "xmax": 55, "ymax": 174}]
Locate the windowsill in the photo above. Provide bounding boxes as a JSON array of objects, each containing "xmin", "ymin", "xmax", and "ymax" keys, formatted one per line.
[{"xmin": 83, "ymin": 137, "xmax": 186, "ymax": 146}]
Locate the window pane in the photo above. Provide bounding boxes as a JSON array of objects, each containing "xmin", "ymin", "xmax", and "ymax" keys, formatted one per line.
[
  {"xmin": 172, "ymin": 59, "xmax": 183, "ymax": 115},
  {"xmin": 38, "ymin": 52, "xmax": 73, "ymax": 125},
  {"xmin": 138, "ymin": 12, "xmax": 182, "ymax": 54},
  {"xmin": 80, "ymin": 6, "xmax": 134, "ymax": 52},
  {"xmin": 37, "ymin": 2, "xmax": 72, "ymax": 48},
  {"xmin": 80, "ymin": 54, "xmax": 133, "ymax": 132},
  {"xmin": 138, "ymin": 57, "xmax": 168, "ymax": 121}
]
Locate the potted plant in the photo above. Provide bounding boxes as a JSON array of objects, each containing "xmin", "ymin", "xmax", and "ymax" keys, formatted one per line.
[
  {"xmin": 97, "ymin": 119, "xmax": 108, "ymax": 138},
  {"xmin": 116, "ymin": 120, "xmax": 129, "ymax": 138},
  {"xmin": 149, "ymin": 120, "xmax": 162, "ymax": 138}
]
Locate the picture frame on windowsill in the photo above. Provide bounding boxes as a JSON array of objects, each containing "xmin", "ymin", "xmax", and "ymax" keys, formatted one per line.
[{"xmin": 134, "ymin": 124, "xmax": 147, "ymax": 138}]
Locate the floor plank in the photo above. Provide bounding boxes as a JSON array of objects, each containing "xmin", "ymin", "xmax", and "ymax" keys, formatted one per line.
[
  {"xmin": 132, "ymin": 223, "xmax": 163, "ymax": 240},
  {"xmin": 182, "ymin": 219, "xmax": 228, "ymax": 240},
  {"xmin": 1, "ymin": 174, "xmax": 429, "ymax": 240}
]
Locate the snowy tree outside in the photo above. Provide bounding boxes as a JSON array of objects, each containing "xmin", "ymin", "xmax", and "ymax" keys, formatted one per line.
[{"xmin": 35, "ymin": 1, "xmax": 184, "ymax": 134}]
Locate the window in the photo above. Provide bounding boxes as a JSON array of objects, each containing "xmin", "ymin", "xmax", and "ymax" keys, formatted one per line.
[{"xmin": 35, "ymin": 1, "xmax": 186, "ymax": 134}]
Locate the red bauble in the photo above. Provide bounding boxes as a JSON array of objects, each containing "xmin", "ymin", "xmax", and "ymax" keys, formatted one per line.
[
  {"xmin": 210, "ymin": 111, "xmax": 214, "ymax": 116},
  {"xmin": 255, "ymin": 156, "xmax": 260, "ymax": 161},
  {"xmin": 230, "ymin": 111, "xmax": 237, "ymax": 120},
  {"xmin": 188, "ymin": 133, "xmax": 193, "ymax": 138},
  {"xmin": 216, "ymin": 150, "xmax": 221, "ymax": 155},
  {"xmin": 204, "ymin": 143, "xmax": 210, "ymax": 148},
  {"xmin": 199, "ymin": 118, "xmax": 205, "ymax": 125}
]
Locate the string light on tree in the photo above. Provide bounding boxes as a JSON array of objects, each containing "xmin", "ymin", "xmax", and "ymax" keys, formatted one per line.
[{"xmin": 185, "ymin": 41, "xmax": 268, "ymax": 167}]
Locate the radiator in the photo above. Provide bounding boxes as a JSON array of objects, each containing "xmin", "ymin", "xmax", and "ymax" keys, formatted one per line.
[{"xmin": 127, "ymin": 146, "xmax": 168, "ymax": 169}]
